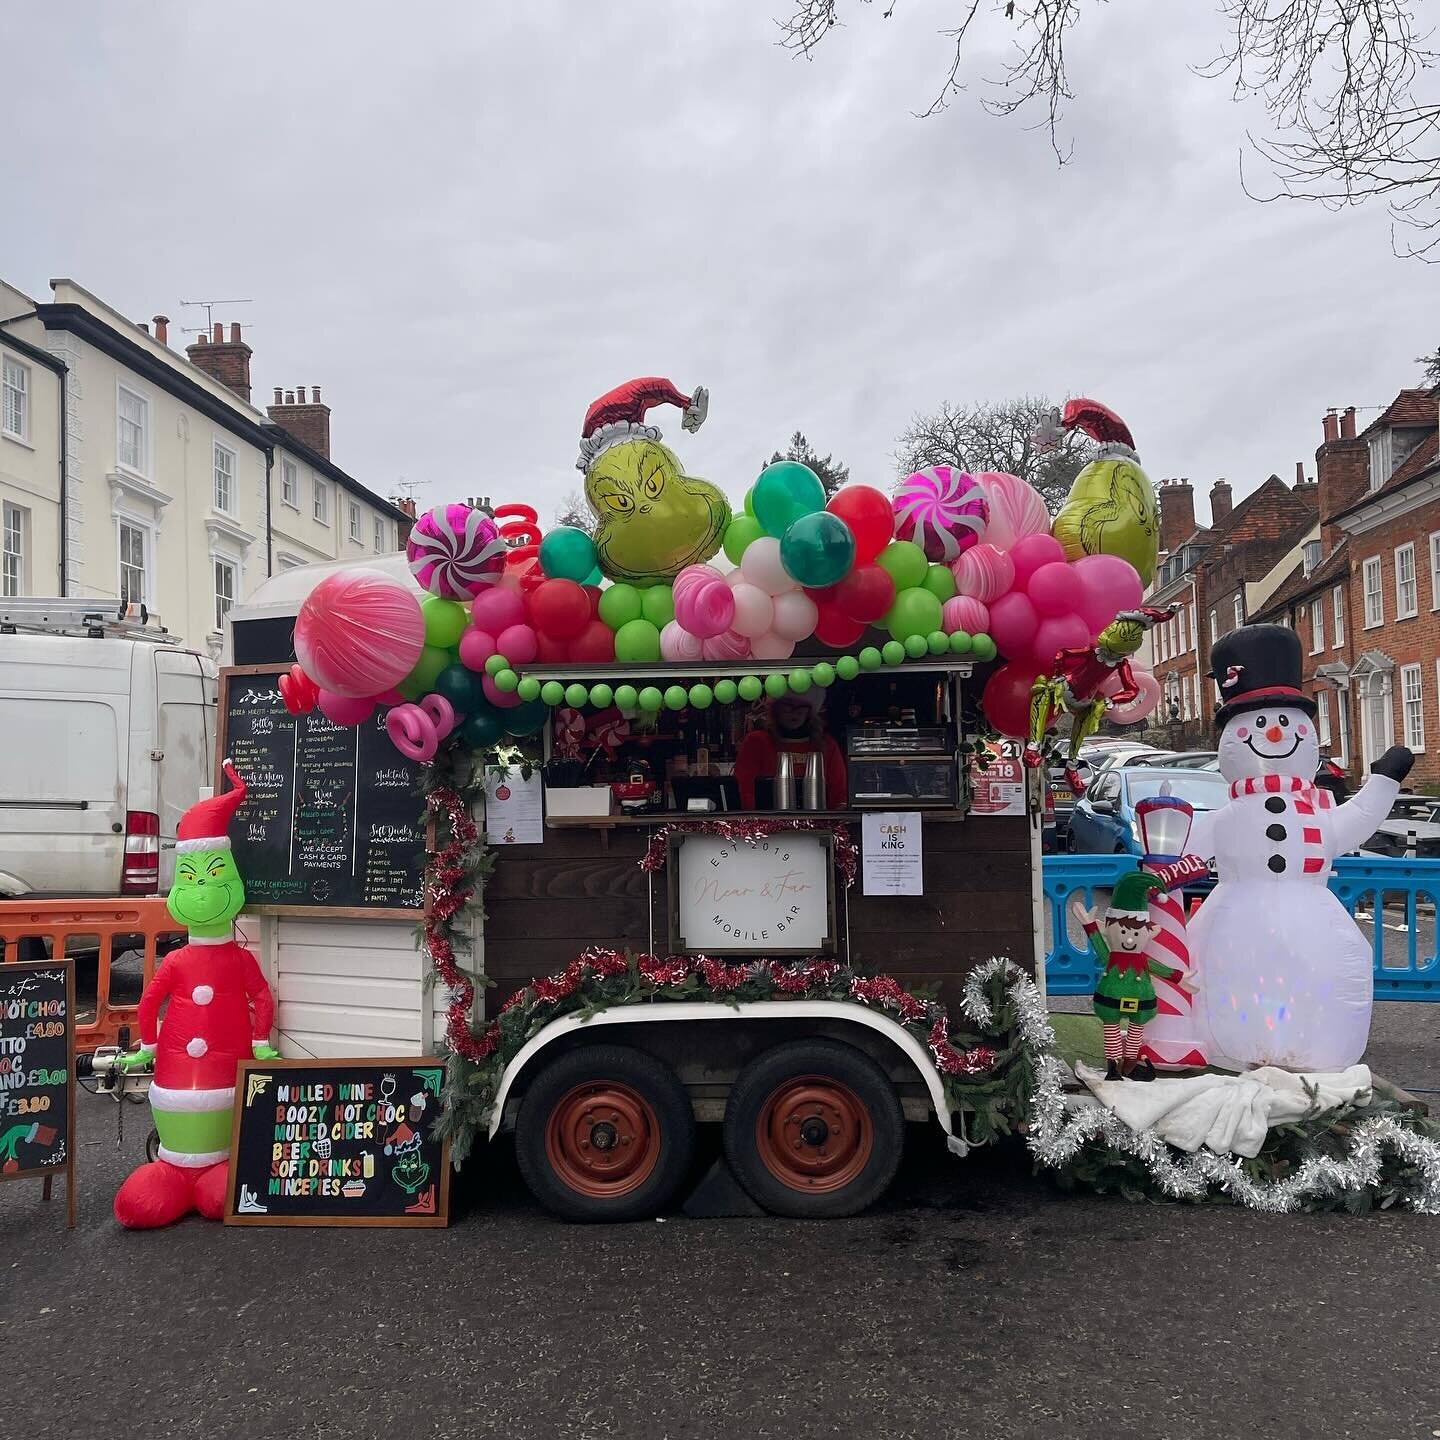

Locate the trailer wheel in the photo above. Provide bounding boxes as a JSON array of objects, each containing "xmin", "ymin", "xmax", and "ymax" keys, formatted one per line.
[
  {"xmin": 724, "ymin": 1039, "xmax": 904, "ymax": 1218},
  {"xmin": 515, "ymin": 1045, "xmax": 695, "ymax": 1222}
]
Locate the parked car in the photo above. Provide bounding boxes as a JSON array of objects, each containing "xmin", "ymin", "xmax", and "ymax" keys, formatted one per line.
[
  {"xmin": 0, "ymin": 604, "xmax": 217, "ymax": 898},
  {"xmin": 1389, "ymin": 795, "xmax": 1440, "ymax": 825},
  {"xmin": 1067, "ymin": 768, "xmax": 1229, "ymax": 881},
  {"xmin": 1129, "ymin": 750, "xmax": 1218, "ymax": 770}
]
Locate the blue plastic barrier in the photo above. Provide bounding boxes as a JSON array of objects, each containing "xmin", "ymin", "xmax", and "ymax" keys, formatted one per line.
[{"xmin": 1042, "ymin": 854, "xmax": 1440, "ymax": 1000}]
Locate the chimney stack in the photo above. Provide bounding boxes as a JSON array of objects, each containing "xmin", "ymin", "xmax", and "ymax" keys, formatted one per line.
[
  {"xmin": 1317, "ymin": 403, "xmax": 1369, "ymax": 555},
  {"xmin": 268, "ymin": 383, "xmax": 332, "ymax": 460},
  {"xmin": 1322, "ymin": 410, "xmax": 1340, "ymax": 444},
  {"xmin": 153, "ymin": 315, "xmax": 169, "ymax": 345},
  {"xmin": 1340, "ymin": 406, "xmax": 1357, "ymax": 440},
  {"xmin": 1209, "ymin": 479, "xmax": 1233, "ymax": 524},
  {"xmin": 1158, "ymin": 478, "xmax": 1195, "ymax": 556},
  {"xmin": 1296, "ymin": 461, "xmax": 1305, "ymax": 486},
  {"xmin": 186, "ymin": 319, "xmax": 253, "ymax": 403}
]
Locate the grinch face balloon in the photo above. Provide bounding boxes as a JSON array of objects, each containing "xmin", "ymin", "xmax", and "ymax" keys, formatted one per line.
[
  {"xmin": 576, "ymin": 377, "xmax": 729, "ymax": 585},
  {"xmin": 168, "ymin": 845, "xmax": 246, "ymax": 938}
]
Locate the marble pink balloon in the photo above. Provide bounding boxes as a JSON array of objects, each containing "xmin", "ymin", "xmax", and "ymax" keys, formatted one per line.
[
  {"xmin": 977, "ymin": 472, "xmax": 1050, "ymax": 552},
  {"xmin": 660, "ymin": 621, "xmax": 704, "ymax": 662},
  {"xmin": 942, "ymin": 595, "xmax": 990, "ymax": 635},
  {"xmin": 951, "ymin": 543, "xmax": 1015, "ymax": 604},
  {"xmin": 702, "ymin": 629, "xmax": 751, "ymax": 661},
  {"xmin": 673, "ymin": 563, "xmax": 723, "ymax": 600}
]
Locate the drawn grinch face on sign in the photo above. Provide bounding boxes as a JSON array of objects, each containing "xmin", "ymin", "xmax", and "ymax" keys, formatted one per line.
[{"xmin": 168, "ymin": 846, "xmax": 246, "ymax": 935}]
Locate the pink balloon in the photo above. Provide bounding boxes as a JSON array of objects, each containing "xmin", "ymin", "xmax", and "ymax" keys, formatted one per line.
[
  {"xmin": 458, "ymin": 627, "xmax": 498, "ymax": 671},
  {"xmin": 1026, "ymin": 561, "xmax": 1085, "ymax": 618},
  {"xmin": 673, "ymin": 563, "xmax": 723, "ymax": 600},
  {"xmin": 751, "ymin": 631, "xmax": 796, "ymax": 661},
  {"xmin": 317, "ymin": 690, "xmax": 376, "ymax": 726},
  {"xmin": 730, "ymin": 583, "xmax": 776, "ymax": 638},
  {"xmin": 942, "ymin": 595, "xmax": 990, "ymax": 635},
  {"xmin": 469, "ymin": 586, "xmax": 526, "ymax": 634},
  {"xmin": 987, "ymin": 591, "xmax": 1041, "ymax": 661},
  {"xmin": 419, "ymin": 694, "xmax": 457, "ymax": 740},
  {"xmin": 294, "ymin": 570, "xmax": 425, "ymax": 698},
  {"xmin": 495, "ymin": 622, "xmax": 538, "ymax": 665},
  {"xmin": 702, "ymin": 629, "xmax": 751, "ymax": 661},
  {"xmin": 1007, "ymin": 533, "xmax": 1067, "ymax": 590},
  {"xmin": 386, "ymin": 704, "xmax": 438, "ymax": 763},
  {"xmin": 951, "ymin": 542, "xmax": 1015, "ymax": 603},
  {"xmin": 770, "ymin": 590, "xmax": 819, "ymax": 642},
  {"xmin": 1074, "ymin": 554, "xmax": 1144, "ymax": 635},
  {"xmin": 660, "ymin": 621, "xmax": 704, "ymax": 662},
  {"xmin": 978, "ymin": 472, "xmax": 1051, "ymax": 551},
  {"xmin": 1108, "ymin": 669, "xmax": 1162, "ymax": 725},
  {"xmin": 482, "ymin": 673, "xmax": 523, "ymax": 709},
  {"xmin": 673, "ymin": 569, "xmax": 736, "ymax": 640},
  {"xmin": 740, "ymin": 536, "xmax": 799, "ymax": 595},
  {"xmin": 1031, "ymin": 614, "xmax": 1092, "ymax": 668}
]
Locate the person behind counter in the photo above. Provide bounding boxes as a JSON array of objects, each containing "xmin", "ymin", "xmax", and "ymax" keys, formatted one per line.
[{"xmin": 735, "ymin": 689, "xmax": 848, "ymax": 811}]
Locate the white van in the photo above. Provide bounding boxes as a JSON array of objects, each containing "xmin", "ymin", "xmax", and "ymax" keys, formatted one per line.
[{"xmin": 0, "ymin": 600, "xmax": 217, "ymax": 898}]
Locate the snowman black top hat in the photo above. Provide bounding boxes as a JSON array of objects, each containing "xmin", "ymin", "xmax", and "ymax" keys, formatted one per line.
[{"xmin": 1209, "ymin": 623, "xmax": 1317, "ymax": 728}]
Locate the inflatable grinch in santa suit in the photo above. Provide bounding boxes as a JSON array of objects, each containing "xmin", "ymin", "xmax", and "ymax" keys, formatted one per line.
[{"xmin": 113, "ymin": 762, "xmax": 279, "ymax": 1228}]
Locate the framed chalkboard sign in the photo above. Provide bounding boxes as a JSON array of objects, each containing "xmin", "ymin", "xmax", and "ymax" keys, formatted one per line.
[
  {"xmin": 0, "ymin": 959, "xmax": 76, "ymax": 1227},
  {"xmin": 217, "ymin": 666, "xmax": 427, "ymax": 916},
  {"xmin": 224, "ymin": 1057, "xmax": 450, "ymax": 1228}
]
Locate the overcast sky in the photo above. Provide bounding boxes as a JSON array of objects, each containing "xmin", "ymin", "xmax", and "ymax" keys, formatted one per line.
[{"xmin": 6, "ymin": 2, "xmax": 1429, "ymax": 529}]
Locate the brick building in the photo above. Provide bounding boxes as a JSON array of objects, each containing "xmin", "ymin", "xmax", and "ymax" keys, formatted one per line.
[{"xmin": 1256, "ymin": 388, "xmax": 1440, "ymax": 790}]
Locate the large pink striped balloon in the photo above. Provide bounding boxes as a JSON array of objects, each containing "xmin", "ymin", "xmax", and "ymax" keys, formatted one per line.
[
  {"xmin": 406, "ymin": 503, "xmax": 507, "ymax": 599},
  {"xmin": 975, "ymin": 472, "xmax": 1050, "ymax": 552},
  {"xmin": 891, "ymin": 466, "xmax": 989, "ymax": 563}
]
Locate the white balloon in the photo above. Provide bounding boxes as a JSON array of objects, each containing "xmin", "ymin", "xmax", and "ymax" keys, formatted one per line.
[
  {"xmin": 729, "ymin": 583, "xmax": 775, "ymax": 639},
  {"xmin": 750, "ymin": 630, "xmax": 796, "ymax": 661},
  {"xmin": 770, "ymin": 590, "xmax": 819, "ymax": 642},
  {"xmin": 740, "ymin": 536, "xmax": 799, "ymax": 595}
]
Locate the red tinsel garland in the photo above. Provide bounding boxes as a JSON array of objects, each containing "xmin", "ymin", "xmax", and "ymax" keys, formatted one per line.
[{"xmin": 638, "ymin": 816, "xmax": 860, "ymax": 887}]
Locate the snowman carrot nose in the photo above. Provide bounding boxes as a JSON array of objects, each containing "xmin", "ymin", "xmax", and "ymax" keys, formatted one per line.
[{"xmin": 1266, "ymin": 724, "xmax": 1284, "ymax": 742}]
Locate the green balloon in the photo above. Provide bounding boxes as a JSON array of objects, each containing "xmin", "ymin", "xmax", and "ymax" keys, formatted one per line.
[
  {"xmin": 614, "ymin": 618, "xmax": 662, "ymax": 663},
  {"xmin": 460, "ymin": 705, "xmax": 504, "ymax": 747},
  {"xmin": 589, "ymin": 683, "xmax": 614, "ymax": 708},
  {"xmin": 435, "ymin": 663, "xmax": 483, "ymax": 715},
  {"xmin": 714, "ymin": 678, "xmax": 739, "ymax": 705},
  {"xmin": 972, "ymin": 632, "xmax": 997, "ymax": 662},
  {"xmin": 599, "ymin": 583, "xmax": 643, "ymax": 631},
  {"xmin": 504, "ymin": 698, "xmax": 548, "ymax": 737},
  {"xmin": 764, "ymin": 673, "xmax": 789, "ymax": 699},
  {"xmin": 614, "ymin": 684, "xmax": 639, "ymax": 710},
  {"xmin": 664, "ymin": 685, "xmax": 688, "ymax": 711},
  {"xmin": 517, "ymin": 676, "xmax": 541, "ymax": 701},
  {"xmin": 565, "ymin": 683, "xmax": 589, "ymax": 708},
  {"xmin": 835, "ymin": 655, "xmax": 860, "ymax": 681},
  {"xmin": 539, "ymin": 526, "xmax": 599, "ymax": 583},
  {"xmin": 753, "ymin": 461, "xmax": 826, "ymax": 538},
  {"xmin": 885, "ymin": 586, "xmax": 945, "ymax": 643},
  {"xmin": 722, "ymin": 513, "xmax": 766, "ymax": 566},
  {"xmin": 641, "ymin": 586, "xmax": 675, "ymax": 628},
  {"xmin": 788, "ymin": 668, "xmax": 813, "ymax": 694},
  {"xmin": 921, "ymin": 564, "xmax": 958, "ymax": 603},
  {"xmin": 926, "ymin": 629, "xmax": 950, "ymax": 655},
  {"xmin": 811, "ymin": 661, "xmax": 836, "ymax": 688},
  {"xmin": 780, "ymin": 511, "xmax": 856, "ymax": 588},
  {"xmin": 882, "ymin": 640, "xmax": 906, "ymax": 666},
  {"xmin": 637, "ymin": 686, "xmax": 664, "ymax": 711},
  {"xmin": 405, "ymin": 644, "xmax": 451, "ymax": 696},
  {"xmin": 494, "ymin": 668, "xmax": 520, "ymax": 693},
  {"xmin": 743, "ymin": 484, "xmax": 757, "ymax": 518},
  {"xmin": 858, "ymin": 646, "xmax": 882, "ymax": 671},
  {"xmin": 738, "ymin": 675, "xmax": 763, "ymax": 702},
  {"xmin": 421, "ymin": 596, "xmax": 468, "ymax": 649},
  {"xmin": 904, "ymin": 634, "xmax": 928, "ymax": 659},
  {"xmin": 541, "ymin": 681, "xmax": 566, "ymax": 706},
  {"xmin": 877, "ymin": 540, "xmax": 928, "ymax": 593},
  {"xmin": 949, "ymin": 629, "xmax": 973, "ymax": 653},
  {"xmin": 484, "ymin": 653, "xmax": 509, "ymax": 677}
]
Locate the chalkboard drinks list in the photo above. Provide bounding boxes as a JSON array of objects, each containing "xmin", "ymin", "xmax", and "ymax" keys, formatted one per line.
[{"xmin": 219, "ymin": 668, "xmax": 427, "ymax": 914}]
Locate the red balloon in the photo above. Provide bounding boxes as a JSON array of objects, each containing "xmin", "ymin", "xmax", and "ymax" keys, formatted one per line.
[
  {"xmin": 827, "ymin": 486, "xmax": 894, "ymax": 565},
  {"xmin": 804, "ymin": 584, "xmax": 840, "ymax": 607},
  {"xmin": 534, "ymin": 630, "xmax": 570, "ymax": 664},
  {"xmin": 982, "ymin": 661, "xmax": 1051, "ymax": 740},
  {"xmin": 814, "ymin": 605, "xmax": 866, "ymax": 648},
  {"xmin": 833, "ymin": 564, "xmax": 897, "ymax": 624},
  {"xmin": 568, "ymin": 619, "xmax": 617, "ymax": 664},
  {"xmin": 585, "ymin": 584, "xmax": 604, "ymax": 619},
  {"xmin": 527, "ymin": 578, "xmax": 590, "ymax": 640}
]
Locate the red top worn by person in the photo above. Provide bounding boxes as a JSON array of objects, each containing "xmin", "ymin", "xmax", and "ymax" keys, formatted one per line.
[{"xmin": 735, "ymin": 691, "xmax": 848, "ymax": 811}]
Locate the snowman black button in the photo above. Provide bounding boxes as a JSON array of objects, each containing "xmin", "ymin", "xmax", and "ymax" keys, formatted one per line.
[
  {"xmin": 1266, "ymin": 823, "xmax": 1286, "ymax": 841},
  {"xmin": 1268, "ymin": 855, "xmax": 1287, "ymax": 873},
  {"xmin": 1265, "ymin": 796, "xmax": 1286, "ymax": 813}
]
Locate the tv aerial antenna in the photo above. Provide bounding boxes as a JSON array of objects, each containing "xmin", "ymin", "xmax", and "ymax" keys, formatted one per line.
[{"xmin": 178, "ymin": 298, "xmax": 254, "ymax": 334}]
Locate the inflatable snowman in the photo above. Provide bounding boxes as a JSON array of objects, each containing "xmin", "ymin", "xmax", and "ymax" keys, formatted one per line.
[{"xmin": 1183, "ymin": 625, "xmax": 1412, "ymax": 1072}]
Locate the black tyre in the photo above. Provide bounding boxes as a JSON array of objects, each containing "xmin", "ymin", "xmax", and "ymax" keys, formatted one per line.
[
  {"xmin": 723, "ymin": 1038, "xmax": 904, "ymax": 1219},
  {"xmin": 515, "ymin": 1044, "xmax": 695, "ymax": 1222}
]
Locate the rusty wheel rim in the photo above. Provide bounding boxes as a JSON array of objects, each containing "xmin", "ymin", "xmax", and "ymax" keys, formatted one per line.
[
  {"xmin": 754, "ymin": 1075, "xmax": 873, "ymax": 1194},
  {"xmin": 544, "ymin": 1081, "xmax": 661, "ymax": 1199}
]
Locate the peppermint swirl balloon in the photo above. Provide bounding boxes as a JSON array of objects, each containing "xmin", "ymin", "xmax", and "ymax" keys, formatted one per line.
[
  {"xmin": 891, "ymin": 466, "xmax": 989, "ymax": 563},
  {"xmin": 406, "ymin": 503, "xmax": 507, "ymax": 599}
]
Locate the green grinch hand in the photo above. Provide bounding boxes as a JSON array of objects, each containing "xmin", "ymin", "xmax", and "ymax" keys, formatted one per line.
[
  {"xmin": 115, "ymin": 1047, "xmax": 155, "ymax": 1074},
  {"xmin": 252, "ymin": 1042, "xmax": 282, "ymax": 1061}
]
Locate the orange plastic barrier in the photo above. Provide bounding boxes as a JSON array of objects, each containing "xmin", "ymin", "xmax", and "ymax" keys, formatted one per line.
[{"xmin": 0, "ymin": 898, "xmax": 185, "ymax": 1052}]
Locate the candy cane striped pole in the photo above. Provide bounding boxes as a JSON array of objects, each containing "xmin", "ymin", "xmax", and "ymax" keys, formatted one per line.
[{"xmin": 1139, "ymin": 877, "xmax": 1208, "ymax": 1069}]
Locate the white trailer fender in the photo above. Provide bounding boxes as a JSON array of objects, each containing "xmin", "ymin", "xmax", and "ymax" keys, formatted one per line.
[{"xmin": 487, "ymin": 1000, "xmax": 953, "ymax": 1141}]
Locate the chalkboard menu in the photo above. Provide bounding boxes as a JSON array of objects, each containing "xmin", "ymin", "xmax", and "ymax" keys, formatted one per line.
[
  {"xmin": 224, "ymin": 1058, "xmax": 450, "ymax": 1227},
  {"xmin": 218, "ymin": 667, "xmax": 427, "ymax": 915},
  {"xmin": 0, "ymin": 960, "xmax": 76, "ymax": 1226}
]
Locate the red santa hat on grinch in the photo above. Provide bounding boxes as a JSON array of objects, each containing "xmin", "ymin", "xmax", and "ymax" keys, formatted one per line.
[
  {"xmin": 175, "ymin": 760, "xmax": 247, "ymax": 855},
  {"xmin": 576, "ymin": 376, "xmax": 708, "ymax": 472}
]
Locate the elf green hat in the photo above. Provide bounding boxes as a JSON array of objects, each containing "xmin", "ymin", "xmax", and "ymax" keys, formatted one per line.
[{"xmin": 1106, "ymin": 870, "xmax": 1163, "ymax": 918}]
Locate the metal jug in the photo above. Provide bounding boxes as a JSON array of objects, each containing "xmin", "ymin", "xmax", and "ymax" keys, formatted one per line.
[{"xmin": 774, "ymin": 751, "xmax": 797, "ymax": 811}]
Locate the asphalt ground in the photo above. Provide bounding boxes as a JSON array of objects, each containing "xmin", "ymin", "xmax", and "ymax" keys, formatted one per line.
[{"xmin": 7, "ymin": 1003, "xmax": 1440, "ymax": 1440}]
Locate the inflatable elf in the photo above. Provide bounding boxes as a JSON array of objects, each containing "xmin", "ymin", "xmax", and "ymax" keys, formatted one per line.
[
  {"xmin": 1070, "ymin": 871, "xmax": 1198, "ymax": 1081},
  {"xmin": 113, "ymin": 762, "xmax": 279, "ymax": 1228}
]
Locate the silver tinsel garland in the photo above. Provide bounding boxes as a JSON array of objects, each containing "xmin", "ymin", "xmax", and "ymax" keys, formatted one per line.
[{"xmin": 963, "ymin": 957, "xmax": 1440, "ymax": 1215}]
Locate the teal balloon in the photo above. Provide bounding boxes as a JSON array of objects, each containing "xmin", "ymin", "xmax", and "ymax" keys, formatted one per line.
[
  {"xmin": 504, "ymin": 698, "xmax": 548, "ymax": 737},
  {"xmin": 435, "ymin": 664, "xmax": 483, "ymax": 715},
  {"xmin": 583, "ymin": 567, "xmax": 605, "ymax": 586},
  {"xmin": 460, "ymin": 705, "xmax": 505, "ymax": 747},
  {"xmin": 779, "ymin": 511, "xmax": 856, "ymax": 588},
  {"xmin": 539, "ymin": 526, "xmax": 600, "ymax": 583},
  {"xmin": 753, "ymin": 461, "xmax": 826, "ymax": 538}
]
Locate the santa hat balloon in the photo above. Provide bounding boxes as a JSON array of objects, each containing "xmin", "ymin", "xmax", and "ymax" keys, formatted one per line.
[{"xmin": 576, "ymin": 377, "xmax": 709, "ymax": 472}]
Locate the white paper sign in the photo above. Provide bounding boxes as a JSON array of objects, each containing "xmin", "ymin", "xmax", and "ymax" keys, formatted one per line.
[
  {"xmin": 674, "ymin": 833, "xmax": 833, "ymax": 954},
  {"xmin": 483, "ymin": 768, "xmax": 543, "ymax": 845},
  {"xmin": 862, "ymin": 811, "xmax": 924, "ymax": 896}
]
